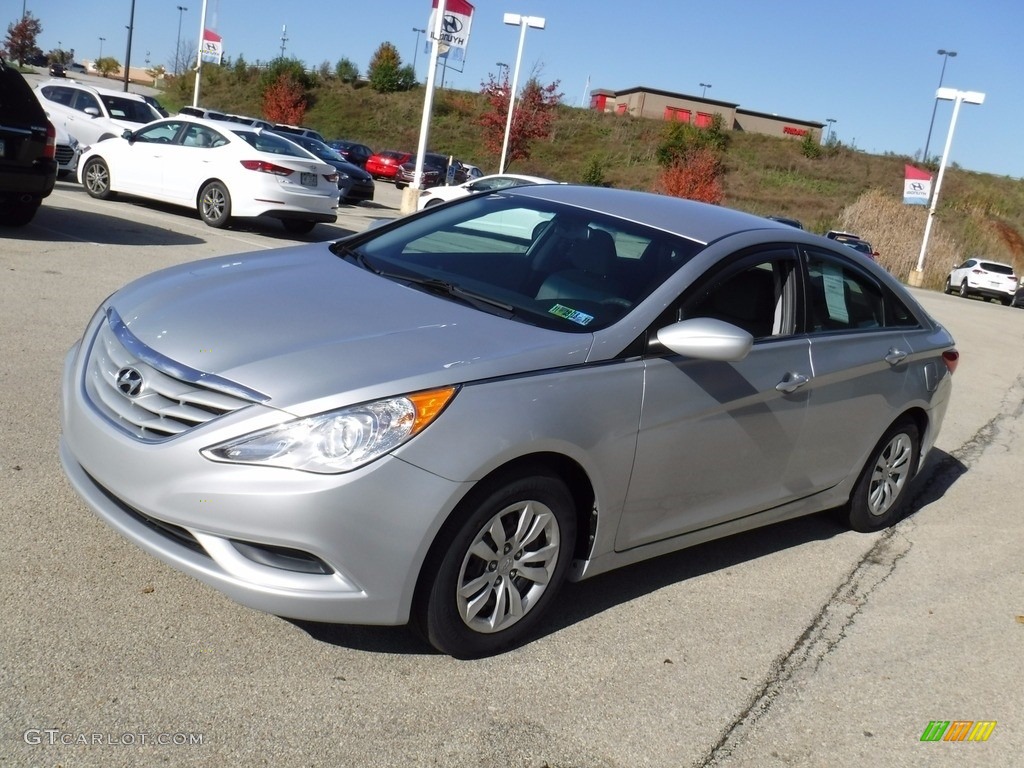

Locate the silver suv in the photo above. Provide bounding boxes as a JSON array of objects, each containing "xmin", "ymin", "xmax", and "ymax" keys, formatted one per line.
[{"xmin": 34, "ymin": 80, "xmax": 160, "ymax": 147}]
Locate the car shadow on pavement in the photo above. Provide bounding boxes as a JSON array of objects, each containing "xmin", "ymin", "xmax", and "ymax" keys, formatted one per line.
[
  {"xmin": 287, "ymin": 448, "xmax": 968, "ymax": 657},
  {"xmin": 2, "ymin": 203, "xmax": 207, "ymax": 246}
]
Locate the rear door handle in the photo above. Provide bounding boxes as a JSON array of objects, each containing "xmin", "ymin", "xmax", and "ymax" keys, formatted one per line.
[
  {"xmin": 776, "ymin": 372, "xmax": 810, "ymax": 393},
  {"xmin": 885, "ymin": 348, "xmax": 909, "ymax": 366}
]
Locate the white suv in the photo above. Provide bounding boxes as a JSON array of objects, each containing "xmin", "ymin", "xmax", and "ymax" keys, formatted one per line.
[
  {"xmin": 34, "ymin": 80, "xmax": 160, "ymax": 147},
  {"xmin": 945, "ymin": 258, "xmax": 1018, "ymax": 305}
]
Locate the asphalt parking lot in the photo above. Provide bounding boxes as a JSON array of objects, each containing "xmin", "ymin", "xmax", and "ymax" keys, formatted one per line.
[{"xmin": 2, "ymin": 180, "xmax": 1022, "ymax": 767}]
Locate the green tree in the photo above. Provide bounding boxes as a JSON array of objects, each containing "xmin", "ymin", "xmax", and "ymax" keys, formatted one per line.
[
  {"xmin": 800, "ymin": 129, "xmax": 823, "ymax": 159},
  {"xmin": 4, "ymin": 12, "xmax": 42, "ymax": 66},
  {"xmin": 259, "ymin": 57, "xmax": 312, "ymax": 90},
  {"xmin": 94, "ymin": 57, "xmax": 121, "ymax": 78},
  {"xmin": 656, "ymin": 113, "xmax": 729, "ymax": 168},
  {"xmin": 367, "ymin": 42, "xmax": 407, "ymax": 93},
  {"xmin": 335, "ymin": 57, "xmax": 359, "ymax": 83}
]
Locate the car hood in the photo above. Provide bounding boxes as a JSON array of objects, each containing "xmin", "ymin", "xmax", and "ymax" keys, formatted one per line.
[{"xmin": 108, "ymin": 245, "xmax": 593, "ymax": 415}]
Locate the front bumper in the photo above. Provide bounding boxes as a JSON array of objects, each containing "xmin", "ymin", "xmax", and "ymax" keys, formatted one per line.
[{"xmin": 59, "ymin": 342, "xmax": 469, "ymax": 626}]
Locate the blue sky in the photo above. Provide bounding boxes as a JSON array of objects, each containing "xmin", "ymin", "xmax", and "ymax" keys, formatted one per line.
[{"xmin": 18, "ymin": 0, "xmax": 1024, "ymax": 179}]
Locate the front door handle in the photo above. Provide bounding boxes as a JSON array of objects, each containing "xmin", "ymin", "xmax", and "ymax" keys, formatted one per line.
[
  {"xmin": 776, "ymin": 372, "xmax": 810, "ymax": 393},
  {"xmin": 885, "ymin": 348, "xmax": 909, "ymax": 366}
]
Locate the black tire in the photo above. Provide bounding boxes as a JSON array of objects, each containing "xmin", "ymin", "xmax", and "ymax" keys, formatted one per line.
[
  {"xmin": 198, "ymin": 181, "xmax": 231, "ymax": 228},
  {"xmin": 942, "ymin": 277, "xmax": 952, "ymax": 294},
  {"xmin": 0, "ymin": 202, "xmax": 41, "ymax": 226},
  {"xmin": 282, "ymin": 219, "xmax": 316, "ymax": 234},
  {"xmin": 958, "ymin": 280, "xmax": 970, "ymax": 298},
  {"xmin": 82, "ymin": 157, "xmax": 114, "ymax": 200},
  {"xmin": 414, "ymin": 471, "xmax": 576, "ymax": 658},
  {"xmin": 845, "ymin": 419, "xmax": 920, "ymax": 533}
]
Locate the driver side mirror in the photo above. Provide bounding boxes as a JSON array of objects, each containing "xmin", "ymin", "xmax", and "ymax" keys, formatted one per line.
[
  {"xmin": 84, "ymin": 106, "xmax": 100, "ymax": 118},
  {"xmin": 121, "ymin": 128, "xmax": 135, "ymax": 143}
]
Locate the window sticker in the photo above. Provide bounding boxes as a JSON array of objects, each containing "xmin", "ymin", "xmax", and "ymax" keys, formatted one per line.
[
  {"xmin": 548, "ymin": 304, "xmax": 594, "ymax": 326},
  {"xmin": 821, "ymin": 264, "xmax": 849, "ymax": 324}
]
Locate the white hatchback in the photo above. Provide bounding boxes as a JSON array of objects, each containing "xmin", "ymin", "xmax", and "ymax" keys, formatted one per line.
[{"xmin": 78, "ymin": 117, "xmax": 340, "ymax": 233}]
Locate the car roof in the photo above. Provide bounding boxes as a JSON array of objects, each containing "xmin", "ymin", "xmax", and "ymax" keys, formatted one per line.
[
  {"xmin": 38, "ymin": 79, "xmax": 150, "ymax": 100},
  {"xmin": 504, "ymin": 185, "xmax": 791, "ymax": 245}
]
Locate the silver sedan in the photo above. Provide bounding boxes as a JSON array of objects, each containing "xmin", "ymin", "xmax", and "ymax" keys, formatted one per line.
[{"xmin": 59, "ymin": 185, "xmax": 958, "ymax": 658}]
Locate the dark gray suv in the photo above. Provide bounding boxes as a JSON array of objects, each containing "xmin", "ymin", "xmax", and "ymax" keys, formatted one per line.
[{"xmin": 1, "ymin": 57, "xmax": 58, "ymax": 225}]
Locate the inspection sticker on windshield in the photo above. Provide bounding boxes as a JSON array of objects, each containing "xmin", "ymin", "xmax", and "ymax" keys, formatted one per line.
[{"xmin": 548, "ymin": 304, "xmax": 594, "ymax": 326}]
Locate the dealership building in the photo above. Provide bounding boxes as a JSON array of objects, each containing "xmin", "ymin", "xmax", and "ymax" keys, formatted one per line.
[{"xmin": 590, "ymin": 86, "xmax": 824, "ymax": 141}]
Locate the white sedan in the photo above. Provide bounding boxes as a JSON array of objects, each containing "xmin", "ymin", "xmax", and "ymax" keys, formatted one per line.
[
  {"xmin": 416, "ymin": 173, "xmax": 555, "ymax": 211},
  {"xmin": 78, "ymin": 117, "xmax": 340, "ymax": 233}
]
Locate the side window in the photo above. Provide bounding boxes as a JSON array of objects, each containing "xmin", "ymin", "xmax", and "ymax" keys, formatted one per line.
[
  {"xmin": 135, "ymin": 122, "xmax": 182, "ymax": 143},
  {"xmin": 680, "ymin": 250, "xmax": 799, "ymax": 340},
  {"xmin": 805, "ymin": 250, "xmax": 885, "ymax": 332},
  {"xmin": 181, "ymin": 123, "xmax": 221, "ymax": 148},
  {"xmin": 72, "ymin": 90, "xmax": 101, "ymax": 115},
  {"xmin": 42, "ymin": 86, "xmax": 73, "ymax": 107}
]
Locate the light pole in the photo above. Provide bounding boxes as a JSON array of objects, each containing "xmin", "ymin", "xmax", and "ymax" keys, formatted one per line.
[
  {"xmin": 499, "ymin": 13, "xmax": 546, "ymax": 174},
  {"xmin": 912, "ymin": 87, "xmax": 984, "ymax": 285},
  {"xmin": 825, "ymin": 117, "xmax": 836, "ymax": 142},
  {"xmin": 98, "ymin": 36, "xmax": 105, "ymax": 60},
  {"xmin": 175, "ymin": 6, "xmax": 188, "ymax": 75},
  {"xmin": 496, "ymin": 61, "xmax": 509, "ymax": 81},
  {"xmin": 412, "ymin": 27, "xmax": 426, "ymax": 73},
  {"xmin": 700, "ymin": 82, "xmax": 711, "ymax": 98},
  {"xmin": 122, "ymin": 0, "xmax": 135, "ymax": 91},
  {"xmin": 922, "ymin": 49, "xmax": 956, "ymax": 164}
]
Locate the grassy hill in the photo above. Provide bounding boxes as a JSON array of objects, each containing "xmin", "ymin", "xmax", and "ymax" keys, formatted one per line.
[{"xmin": 161, "ymin": 71, "xmax": 1024, "ymax": 291}]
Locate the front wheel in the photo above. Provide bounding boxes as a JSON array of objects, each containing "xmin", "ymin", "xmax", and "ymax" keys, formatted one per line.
[
  {"xmin": 845, "ymin": 419, "xmax": 920, "ymax": 532},
  {"xmin": 82, "ymin": 158, "xmax": 114, "ymax": 200},
  {"xmin": 943, "ymin": 277, "xmax": 952, "ymax": 294},
  {"xmin": 198, "ymin": 181, "xmax": 231, "ymax": 228},
  {"xmin": 414, "ymin": 471, "xmax": 576, "ymax": 658}
]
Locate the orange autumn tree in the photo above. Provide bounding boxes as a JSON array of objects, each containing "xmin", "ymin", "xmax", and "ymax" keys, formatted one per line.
[
  {"xmin": 659, "ymin": 147, "xmax": 724, "ymax": 205},
  {"xmin": 478, "ymin": 73, "xmax": 562, "ymax": 170},
  {"xmin": 262, "ymin": 73, "xmax": 306, "ymax": 125}
]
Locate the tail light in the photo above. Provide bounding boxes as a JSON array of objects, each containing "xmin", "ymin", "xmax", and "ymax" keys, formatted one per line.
[
  {"xmin": 323, "ymin": 172, "xmax": 339, "ymax": 184},
  {"xmin": 44, "ymin": 121, "xmax": 57, "ymax": 161},
  {"xmin": 942, "ymin": 349, "xmax": 959, "ymax": 374},
  {"xmin": 240, "ymin": 160, "xmax": 293, "ymax": 176}
]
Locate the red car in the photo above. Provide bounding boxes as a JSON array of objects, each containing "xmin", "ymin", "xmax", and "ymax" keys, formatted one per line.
[{"xmin": 365, "ymin": 150, "xmax": 411, "ymax": 180}]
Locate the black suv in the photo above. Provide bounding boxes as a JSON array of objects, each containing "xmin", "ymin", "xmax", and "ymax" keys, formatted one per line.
[{"xmin": 1, "ymin": 58, "xmax": 58, "ymax": 226}]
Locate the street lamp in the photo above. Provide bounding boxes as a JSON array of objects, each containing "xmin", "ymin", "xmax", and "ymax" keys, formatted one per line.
[
  {"xmin": 825, "ymin": 117, "xmax": 836, "ymax": 142},
  {"xmin": 912, "ymin": 87, "xmax": 985, "ymax": 284},
  {"xmin": 496, "ymin": 61, "xmax": 509, "ymax": 81},
  {"xmin": 175, "ymin": 6, "xmax": 188, "ymax": 75},
  {"xmin": 922, "ymin": 49, "xmax": 956, "ymax": 164},
  {"xmin": 499, "ymin": 12, "xmax": 546, "ymax": 174},
  {"xmin": 98, "ymin": 36, "xmax": 105, "ymax": 60},
  {"xmin": 412, "ymin": 27, "xmax": 426, "ymax": 73},
  {"xmin": 700, "ymin": 82, "xmax": 711, "ymax": 98}
]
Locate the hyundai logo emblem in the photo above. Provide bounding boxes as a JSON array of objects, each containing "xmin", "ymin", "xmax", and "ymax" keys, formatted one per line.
[
  {"xmin": 115, "ymin": 367, "xmax": 145, "ymax": 398},
  {"xmin": 443, "ymin": 14, "xmax": 463, "ymax": 34}
]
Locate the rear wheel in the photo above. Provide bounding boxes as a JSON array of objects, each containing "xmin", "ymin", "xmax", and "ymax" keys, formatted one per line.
[
  {"xmin": 281, "ymin": 219, "xmax": 316, "ymax": 234},
  {"xmin": 845, "ymin": 419, "xmax": 920, "ymax": 532},
  {"xmin": 83, "ymin": 158, "xmax": 114, "ymax": 200},
  {"xmin": 414, "ymin": 471, "xmax": 576, "ymax": 658},
  {"xmin": 198, "ymin": 181, "xmax": 231, "ymax": 228},
  {"xmin": 958, "ymin": 280, "xmax": 970, "ymax": 298}
]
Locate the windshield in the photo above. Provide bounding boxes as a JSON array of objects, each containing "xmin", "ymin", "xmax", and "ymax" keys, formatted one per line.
[{"xmin": 334, "ymin": 193, "xmax": 703, "ymax": 332}]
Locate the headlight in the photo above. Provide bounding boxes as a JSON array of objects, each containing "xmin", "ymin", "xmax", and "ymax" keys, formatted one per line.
[{"xmin": 202, "ymin": 386, "xmax": 457, "ymax": 473}]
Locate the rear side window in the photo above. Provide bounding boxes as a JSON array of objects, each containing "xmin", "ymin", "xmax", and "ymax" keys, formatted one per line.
[{"xmin": 804, "ymin": 251, "xmax": 885, "ymax": 331}]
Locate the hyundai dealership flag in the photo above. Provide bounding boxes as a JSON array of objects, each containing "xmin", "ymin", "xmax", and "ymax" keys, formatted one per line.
[
  {"xmin": 428, "ymin": 0, "xmax": 475, "ymax": 72},
  {"xmin": 904, "ymin": 164, "xmax": 932, "ymax": 205},
  {"xmin": 200, "ymin": 29, "xmax": 223, "ymax": 65}
]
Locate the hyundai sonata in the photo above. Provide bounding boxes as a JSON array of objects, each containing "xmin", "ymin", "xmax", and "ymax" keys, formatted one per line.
[{"xmin": 59, "ymin": 185, "xmax": 958, "ymax": 657}]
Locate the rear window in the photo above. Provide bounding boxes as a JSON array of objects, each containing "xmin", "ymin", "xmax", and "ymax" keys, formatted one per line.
[
  {"xmin": 980, "ymin": 262, "xmax": 1015, "ymax": 275},
  {"xmin": 233, "ymin": 130, "xmax": 311, "ymax": 158},
  {"xmin": 1, "ymin": 64, "xmax": 47, "ymax": 122}
]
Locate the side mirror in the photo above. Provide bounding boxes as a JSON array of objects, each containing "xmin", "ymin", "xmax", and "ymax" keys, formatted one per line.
[
  {"xmin": 84, "ymin": 106, "xmax": 100, "ymax": 118},
  {"xmin": 655, "ymin": 318, "xmax": 753, "ymax": 362},
  {"xmin": 121, "ymin": 128, "xmax": 135, "ymax": 144}
]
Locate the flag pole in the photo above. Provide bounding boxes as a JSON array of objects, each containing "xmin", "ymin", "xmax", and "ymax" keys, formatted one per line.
[{"xmin": 192, "ymin": 0, "xmax": 209, "ymax": 107}]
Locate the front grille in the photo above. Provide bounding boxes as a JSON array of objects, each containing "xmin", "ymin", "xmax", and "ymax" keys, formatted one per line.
[
  {"xmin": 55, "ymin": 144, "xmax": 76, "ymax": 165},
  {"xmin": 83, "ymin": 309, "xmax": 262, "ymax": 441}
]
